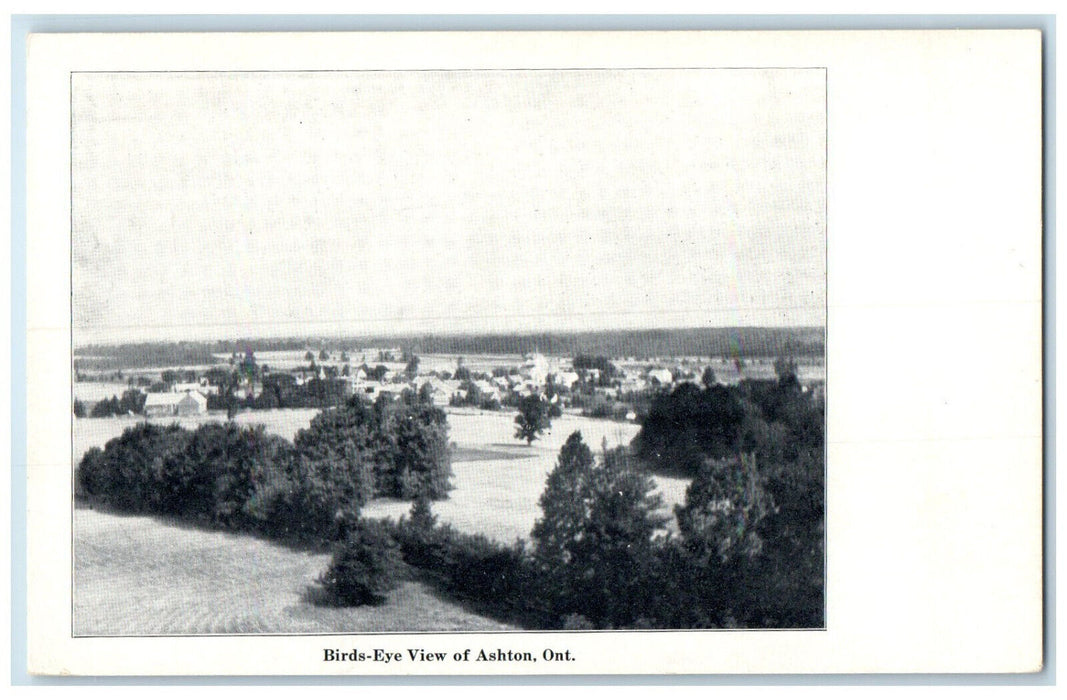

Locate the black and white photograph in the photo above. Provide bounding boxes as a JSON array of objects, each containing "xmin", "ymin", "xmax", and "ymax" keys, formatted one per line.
[
  {"xmin": 69, "ymin": 67, "xmax": 826, "ymax": 635},
  {"xmin": 23, "ymin": 28, "xmax": 1042, "ymax": 676}
]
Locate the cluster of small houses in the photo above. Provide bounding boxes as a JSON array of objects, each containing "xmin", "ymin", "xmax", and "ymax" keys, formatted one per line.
[
  {"xmin": 108, "ymin": 352, "xmax": 688, "ymax": 420},
  {"xmin": 82, "ymin": 346, "xmax": 829, "ymax": 421}
]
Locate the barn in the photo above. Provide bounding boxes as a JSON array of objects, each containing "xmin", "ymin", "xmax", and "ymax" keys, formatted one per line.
[
  {"xmin": 176, "ymin": 391, "xmax": 208, "ymax": 416},
  {"xmin": 143, "ymin": 391, "xmax": 208, "ymax": 417}
]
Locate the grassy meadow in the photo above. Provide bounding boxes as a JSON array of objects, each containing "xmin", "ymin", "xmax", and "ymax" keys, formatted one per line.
[{"xmin": 74, "ymin": 507, "xmax": 514, "ymax": 635}]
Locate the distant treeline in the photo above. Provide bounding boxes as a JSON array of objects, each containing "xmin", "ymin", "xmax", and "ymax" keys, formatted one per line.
[
  {"xmin": 73, "ymin": 342, "xmax": 219, "ymax": 371},
  {"xmin": 76, "ymin": 327, "xmax": 824, "ymax": 367}
]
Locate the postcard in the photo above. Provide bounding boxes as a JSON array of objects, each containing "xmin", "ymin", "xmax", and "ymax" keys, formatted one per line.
[{"xmin": 24, "ymin": 29, "xmax": 1042, "ymax": 675}]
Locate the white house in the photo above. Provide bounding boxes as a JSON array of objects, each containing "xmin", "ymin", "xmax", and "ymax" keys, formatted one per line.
[
  {"xmin": 414, "ymin": 377, "xmax": 461, "ymax": 406},
  {"xmin": 472, "ymin": 379, "xmax": 502, "ymax": 403},
  {"xmin": 553, "ymin": 371, "xmax": 580, "ymax": 391},
  {"xmin": 647, "ymin": 368, "xmax": 673, "ymax": 386},
  {"xmin": 144, "ymin": 391, "xmax": 208, "ymax": 417}
]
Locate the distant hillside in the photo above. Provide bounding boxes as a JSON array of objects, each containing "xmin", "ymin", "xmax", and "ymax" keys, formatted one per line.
[{"xmin": 75, "ymin": 327, "xmax": 823, "ymax": 368}]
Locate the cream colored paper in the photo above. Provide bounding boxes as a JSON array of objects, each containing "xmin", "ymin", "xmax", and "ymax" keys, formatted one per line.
[{"xmin": 26, "ymin": 30, "xmax": 1042, "ymax": 675}]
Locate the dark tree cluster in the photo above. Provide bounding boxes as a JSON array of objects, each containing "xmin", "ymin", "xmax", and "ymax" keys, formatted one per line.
[
  {"xmin": 87, "ymin": 389, "xmax": 147, "ymax": 418},
  {"xmin": 250, "ymin": 375, "xmax": 351, "ymax": 411},
  {"xmin": 634, "ymin": 365, "xmax": 824, "ymax": 477},
  {"xmin": 572, "ymin": 354, "xmax": 618, "ymax": 387},
  {"xmin": 294, "ymin": 393, "xmax": 453, "ymax": 502},
  {"xmin": 76, "ymin": 392, "xmax": 454, "ymax": 547}
]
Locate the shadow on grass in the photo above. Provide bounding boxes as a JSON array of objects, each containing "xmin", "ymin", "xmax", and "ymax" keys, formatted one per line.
[
  {"xmin": 450, "ymin": 446, "xmax": 536, "ymax": 462},
  {"xmin": 399, "ymin": 567, "xmax": 555, "ymax": 631},
  {"xmin": 75, "ymin": 496, "xmax": 335, "ymax": 556}
]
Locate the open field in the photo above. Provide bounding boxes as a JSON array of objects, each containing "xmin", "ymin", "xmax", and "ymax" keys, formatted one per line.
[
  {"xmin": 73, "ymin": 409, "xmax": 322, "ymax": 462},
  {"xmin": 72, "ymin": 381, "xmax": 135, "ymax": 403},
  {"xmin": 74, "ymin": 507, "xmax": 514, "ymax": 635},
  {"xmin": 74, "ymin": 407, "xmax": 689, "ymax": 545}
]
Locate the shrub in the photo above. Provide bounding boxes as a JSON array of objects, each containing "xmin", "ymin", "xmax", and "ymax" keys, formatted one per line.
[
  {"xmin": 441, "ymin": 530, "xmax": 528, "ymax": 606},
  {"xmin": 77, "ymin": 422, "xmax": 190, "ymax": 512},
  {"xmin": 391, "ymin": 505, "xmax": 533, "ymax": 619},
  {"xmin": 394, "ymin": 497, "xmax": 448, "ymax": 570},
  {"xmin": 317, "ymin": 520, "xmax": 404, "ymax": 606},
  {"xmin": 75, "ymin": 446, "xmax": 105, "ymax": 499}
]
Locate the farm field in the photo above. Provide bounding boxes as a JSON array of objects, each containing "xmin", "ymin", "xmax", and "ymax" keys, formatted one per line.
[{"xmin": 74, "ymin": 507, "xmax": 514, "ymax": 635}]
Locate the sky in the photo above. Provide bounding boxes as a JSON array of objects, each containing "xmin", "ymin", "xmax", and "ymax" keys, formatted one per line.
[{"xmin": 71, "ymin": 69, "xmax": 825, "ymax": 345}]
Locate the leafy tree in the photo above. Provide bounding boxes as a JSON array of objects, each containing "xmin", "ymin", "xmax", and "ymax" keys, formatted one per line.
[
  {"xmin": 294, "ymin": 403, "xmax": 378, "ymax": 511},
  {"xmin": 532, "ymin": 435, "xmax": 668, "ymax": 627},
  {"xmin": 319, "ymin": 349, "xmax": 330, "ymax": 361},
  {"xmin": 378, "ymin": 398, "xmax": 454, "ymax": 500},
  {"xmin": 77, "ymin": 422, "xmax": 192, "ymax": 512},
  {"xmin": 417, "ymin": 382, "xmax": 435, "ymax": 406},
  {"xmin": 305, "ymin": 350, "xmax": 315, "ymax": 362},
  {"xmin": 159, "ymin": 422, "xmax": 275, "ymax": 526},
  {"xmin": 675, "ymin": 454, "xmax": 773, "ymax": 568},
  {"xmin": 90, "ymin": 395, "xmax": 121, "ymax": 418},
  {"xmin": 531, "ymin": 432, "xmax": 595, "ymax": 574},
  {"xmin": 317, "ymin": 519, "xmax": 404, "ymax": 606},
  {"xmin": 742, "ymin": 448, "xmax": 824, "ymax": 627},
  {"xmin": 634, "ymin": 382, "xmax": 747, "ymax": 475},
  {"xmin": 514, "ymin": 393, "xmax": 551, "ymax": 444},
  {"xmin": 294, "ymin": 393, "xmax": 453, "ymax": 502},
  {"xmin": 119, "ymin": 388, "xmax": 147, "ymax": 415},
  {"xmin": 774, "ymin": 356, "xmax": 799, "ymax": 390},
  {"xmin": 161, "ymin": 369, "xmax": 179, "ymax": 385},
  {"xmin": 204, "ymin": 366, "xmax": 236, "ymax": 391},
  {"xmin": 701, "ymin": 366, "xmax": 718, "ymax": 388},
  {"xmin": 73, "ymin": 399, "xmax": 87, "ymax": 418},
  {"xmin": 453, "ymin": 366, "xmax": 471, "ymax": 382},
  {"xmin": 573, "ymin": 354, "xmax": 617, "ymax": 378},
  {"xmin": 404, "ymin": 355, "xmax": 420, "ymax": 379}
]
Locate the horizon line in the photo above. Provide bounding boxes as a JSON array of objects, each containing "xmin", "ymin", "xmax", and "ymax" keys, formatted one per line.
[{"xmin": 73, "ymin": 323, "xmax": 826, "ymax": 351}]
